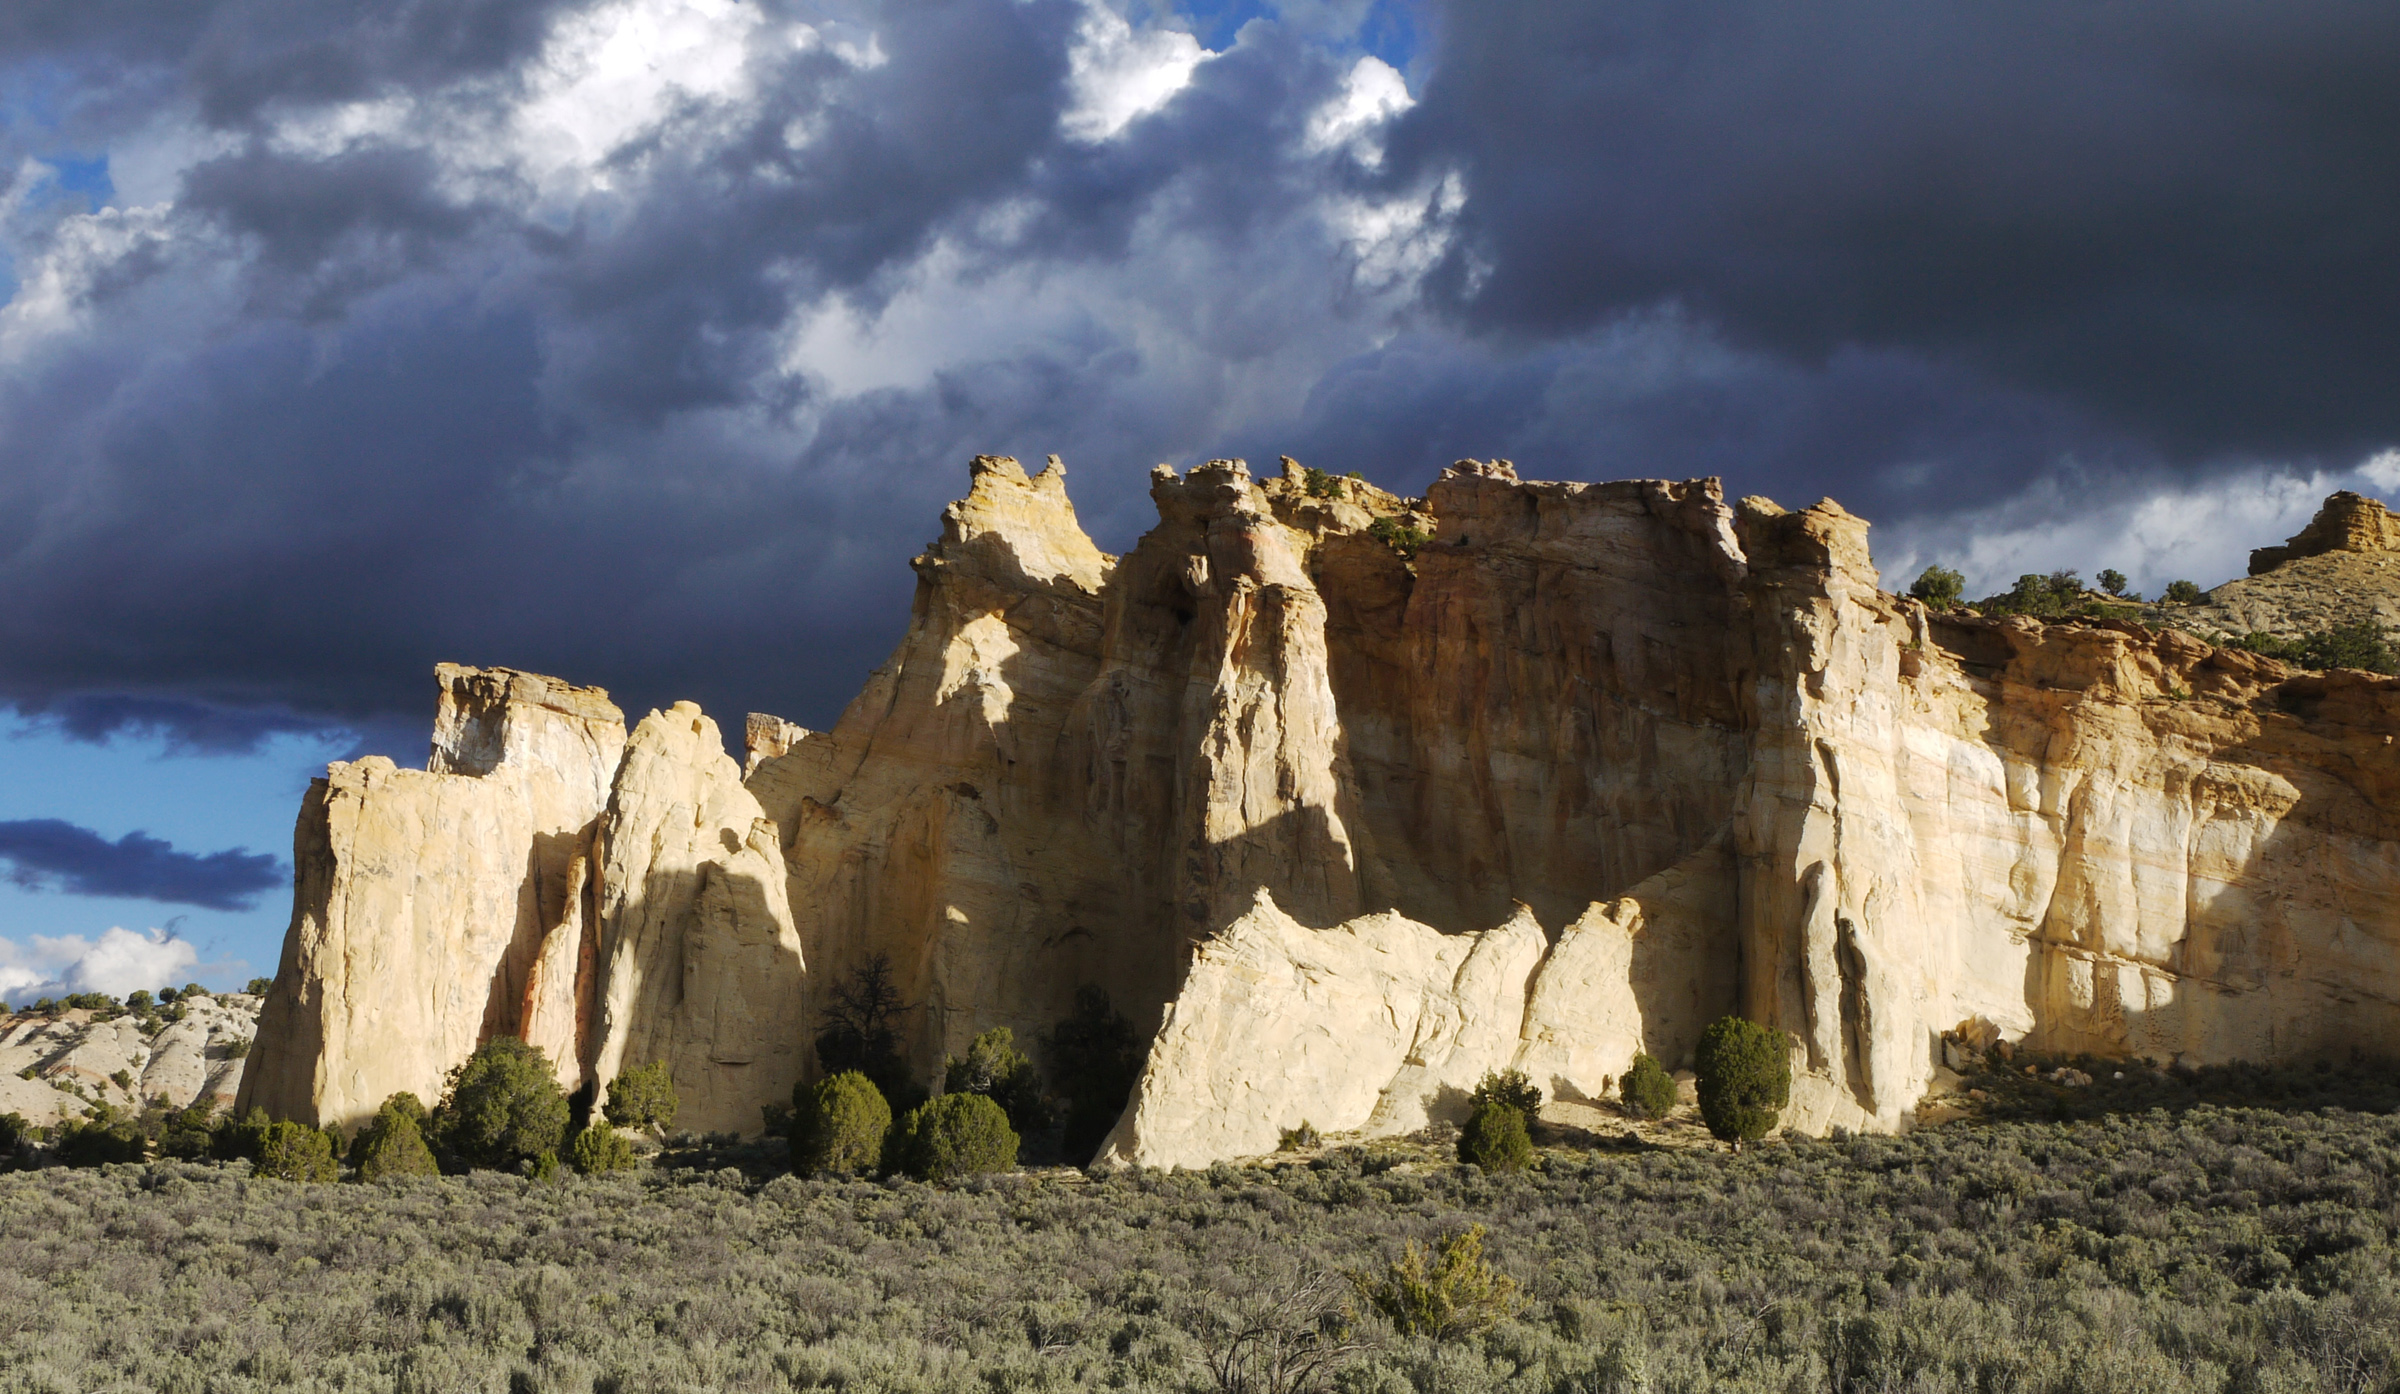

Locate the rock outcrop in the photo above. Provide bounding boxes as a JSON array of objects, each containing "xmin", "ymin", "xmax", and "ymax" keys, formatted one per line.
[
  {"xmin": 1098, "ymin": 890, "xmax": 1546, "ymax": 1168},
  {"xmin": 586, "ymin": 704, "xmax": 809, "ymax": 1136},
  {"xmin": 2249, "ymin": 491, "xmax": 2400, "ymax": 574},
  {"xmin": 2158, "ymin": 493, "xmax": 2400, "ymax": 641},
  {"xmin": 243, "ymin": 461, "xmax": 2400, "ymax": 1158}
]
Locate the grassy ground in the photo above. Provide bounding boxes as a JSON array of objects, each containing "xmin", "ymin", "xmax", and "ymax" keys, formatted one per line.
[{"xmin": 2, "ymin": 1066, "xmax": 2397, "ymax": 1394}]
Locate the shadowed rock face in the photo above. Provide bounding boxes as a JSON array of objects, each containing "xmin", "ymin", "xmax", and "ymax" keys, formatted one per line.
[{"xmin": 244, "ymin": 460, "xmax": 2400, "ymax": 1158}]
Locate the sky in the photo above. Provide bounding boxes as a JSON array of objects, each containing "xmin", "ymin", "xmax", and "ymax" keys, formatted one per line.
[{"xmin": 3, "ymin": 0, "xmax": 2399, "ymax": 995}]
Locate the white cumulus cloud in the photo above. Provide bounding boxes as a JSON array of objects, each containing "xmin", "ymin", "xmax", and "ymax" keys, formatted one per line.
[
  {"xmin": 1306, "ymin": 55, "xmax": 1412, "ymax": 168},
  {"xmin": 0, "ymin": 927, "xmax": 207, "ymax": 1003},
  {"xmin": 1061, "ymin": 1, "xmax": 1210, "ymax": 144}
]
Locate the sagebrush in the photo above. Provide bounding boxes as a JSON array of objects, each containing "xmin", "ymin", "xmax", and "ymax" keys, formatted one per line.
[{"xmin": 1, "ymin": 1102, "xmax": 2396, "ymax": 1391}]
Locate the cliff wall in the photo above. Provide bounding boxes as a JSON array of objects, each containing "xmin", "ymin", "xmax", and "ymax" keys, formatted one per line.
[{"xmin": 243, "ymin": 460, "xmax": 2400, "ymax": 1157}]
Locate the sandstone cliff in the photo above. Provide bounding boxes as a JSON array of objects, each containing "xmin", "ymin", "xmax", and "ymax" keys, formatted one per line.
[
  {"xmin": 243, "ymin": 460, "xmax": 2400, "ymax": 1159},
  {"xmin": 240, "ymin": 666, "xmax": 624, "ymax": 1129}
]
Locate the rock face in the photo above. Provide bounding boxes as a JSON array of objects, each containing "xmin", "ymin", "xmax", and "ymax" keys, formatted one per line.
[
  {"xmin": 1098, "ymin": 889, "xmax": 1546, "ymax": 1168},
  {"xmin": 245, "ymin": 462, "xmax": 2400, "ymax": 1158},
  {"xmin": 0, "ymin": 995, "xmax": 258, "ymax": 1127}
]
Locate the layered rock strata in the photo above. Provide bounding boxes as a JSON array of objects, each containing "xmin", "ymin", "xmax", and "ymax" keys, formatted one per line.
[{"xmin": 245, "ymin": 461, "xmax": 2400, "ymax": 1158}]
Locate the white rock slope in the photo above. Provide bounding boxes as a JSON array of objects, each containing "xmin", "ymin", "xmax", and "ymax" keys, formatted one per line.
[{"xmin": 0, "ymin": 995, "xmax": 258, "ymax": 1127}]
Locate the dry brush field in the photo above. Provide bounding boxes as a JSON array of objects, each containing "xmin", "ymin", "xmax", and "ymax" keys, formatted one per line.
[{"xmin": 4, "ymin": 1082, "xmax": 2400, "ymax": 1394}]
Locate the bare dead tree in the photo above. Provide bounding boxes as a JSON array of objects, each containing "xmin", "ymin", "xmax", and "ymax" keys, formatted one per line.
[{"xmin": 1189, "ymin": 1267, "xmax": 1382, "ymax": 1394}]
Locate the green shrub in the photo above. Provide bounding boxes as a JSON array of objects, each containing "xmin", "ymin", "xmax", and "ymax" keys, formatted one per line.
[
  {"xmin": 943, "ymin": 1027, "xmax": 1050, "ymax": 1135},
  {"xmin": 245, "ymin": 978, "xmax": 273, "ymax": 995},
  {"xmin": 1042, "ymin": 986, "xmax": 1145, "ymax": 1163},
  {"xmin": 431, "ymin": 1037, "xmax": 569, "ymax": 1172},
  {"xmin": 528, "ymin": 1150, "xmax": 562, "ymax": 1182},
  {"xmin": 1352, "ymin": 1225, "xmax": 1519, "ymax": 1339},
  {"xmin": 1694, "ymin": 1016, "xmax": 1791, "ymax": 1143},
  {"xmin": 124, "ymin": 990, "xmax": 154, "ymax": 1012},
  {"xmin": 602, "ymin": 1060, "xmax": 679, "ymax": 1135},
  {"xmin": 0, "ymin": 1112, "xmax": 30, "ymax": 1162},
  {"xmin": 1367, "ymin": 514, "xmax": 1434, "ymax": 560},
  {"xmin": 255, "ymin": 1121, "xmax": 339, "ymax": 1182},
  {"xmin": 791, "ymin": 1071, "xmax": 892, "ymax": 1176},
  {"xmin": 1279, "ymin": 1121, "xmax": 1322, "ymax": 1151},
  {"xmin": 1457, "ymin": 1100, "xmax": 1532, "ymax": 1173},
  {"xmin": 1621, "ymin": 1052, "xmax": 1679, "ymax": 1119},
  {"xmin": 213, "ymin": 1106, "xmax": 274, "ymax": 1164},
  {"xmin": 55, "ymin": 1117, "xmax": 147, "ymax": 1167},
  {"xmin": 1908, "ymin": 564, "xmax": 1964, "ymax": 609},
  {"xmin": 2231, "ymin": 618, "xmax": 2398, "ymax": 675},
  {"xmin": 569, "ymin": 1121, "xmax": 639, "ymax": 1174},
  {"xmin": 158, "ymin": 1099, "xmax": 221, "ymax": 1160},
  {"xmin": 221, "ymin": 1037, "xmax": 251, "ymax": 1060},
  {"xmin": 349, "ymin": 1095, "xmax": 438, "ymax": 1180},
  {"xmin": 2098, "ymin": 568, "xmax": 2128, "ymax": 597},
  {"xmin": 1468, "ymin": 1067, "xmax": 1541, "ymax": 1119},
  {"xmin": 891, "ymin": 1092, "xmax": 1018, "ymax": 1182},
  {"xmin": 2163, "ymin": 579, "xmax": 2203, "ymax": 604},
  {"xmin": 1977, "ymin": 569, "xmax": 2088, "ymax": 619}
]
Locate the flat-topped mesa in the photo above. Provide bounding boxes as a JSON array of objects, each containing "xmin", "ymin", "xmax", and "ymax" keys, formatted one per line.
[
  {"xmin": 2250, "ymin": 490, "xmax": 2400, "ymax": 575},
  {"xmin": 247, "ymin": 454, "xmax": 2400, "ymax": 1162}
]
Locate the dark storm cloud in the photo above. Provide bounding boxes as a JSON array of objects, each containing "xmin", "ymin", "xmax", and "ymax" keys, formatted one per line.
[
  {"xmin": 0, "ymin": 0, "xmax": 2392, "ymax": 758},
  {"xmin": 0, "ymin": 818, "xmax": 287, "ymax": 910},
  {"xmin": 0, "ymin": 0, "xmax": 1391, "ymax": 748},
  {"xmin": 1395, "ymin": 0, "xmax": 2400, "ymax": 466},
  {"xmin": 0, "ymin": 0, "xmax": 575, "ymax": 121},
  {"xmin": 16, "ymin": 695, "xmax": 342, "ymax": 754}
]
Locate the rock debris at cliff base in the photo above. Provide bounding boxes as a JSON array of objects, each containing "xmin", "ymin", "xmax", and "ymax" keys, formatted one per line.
[{"xmin": 241, "ymin": 455, "xmax": 2400, "ymax": 1163}]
